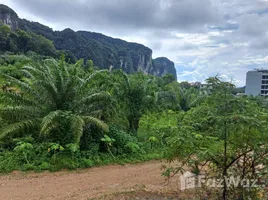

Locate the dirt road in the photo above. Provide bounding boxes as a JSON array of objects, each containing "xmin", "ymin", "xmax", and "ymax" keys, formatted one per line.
[{"xmin": 0, "ymin": 161, "xmax": 179, "ymax": 200}]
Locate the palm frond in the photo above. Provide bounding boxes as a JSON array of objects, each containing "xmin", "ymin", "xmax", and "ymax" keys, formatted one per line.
[
  {"xmin": 22, "ymin": 66, "xmax": 51, "ymax": 81},
  {"xmin": 84, "ymin": 70, "xmax": 108, "ymax": 84},
  {"xmin": 82, "ymin": 116, "xmax": 109, "ymax": 132},
  {"xmin": 76, "ymin": 92, "xmax": 111, "ymax": 105},
  {"xmin": 43, "ymin": 59, "xmax": 58, "ymax": 80},
  {"xmin": 0, "ymin": 119, "xmax": 40, "ymax": 140},
  {"xmin": 0, "ymin": 91, "xmax": 38, "ymax": 107},
  {"xmin": 113, "ymin": 70, "xmax": 130, "ymax": 90},
  {"xmin": 0, "ymin": 106, "xmax": 41, "ymax": 121},
  {"xmin": 88, "ymin": 110, "xmax": 103, "ymax": 117},
  {"xmin": 56, "ymin": 59, "xmax": 69, "ymax": 92},
  {"xmin": 1, "ymin": 74, "xmax": 33, "ymax": 93},
  {"xmin": 42, "ymin": 64, "xmax": 53, "ymax": 78},
  {"xmin": 33, "ymin": 79, "xmax": 58, "ymax": 102},
  {"xmin": 40, "ymin": 110, "xmax": 63, "ymax": 136},
  {"xmin": 70, "ymin": 115, "xmax": 85, "ymax": 144},
  {"xmin": 19, "ymin": 69, "xmax": 34, "ymax": 79}
]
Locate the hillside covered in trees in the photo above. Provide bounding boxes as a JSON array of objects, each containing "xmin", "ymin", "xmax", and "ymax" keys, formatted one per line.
[{"xmin": 0, "ymin": 4, "xmax": 177, "ymax": 79}]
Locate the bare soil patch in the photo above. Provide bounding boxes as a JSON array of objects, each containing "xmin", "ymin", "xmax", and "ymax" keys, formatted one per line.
[{"xmin": 0, "ymin": 160, "xmax": 180, "ymax": 200}]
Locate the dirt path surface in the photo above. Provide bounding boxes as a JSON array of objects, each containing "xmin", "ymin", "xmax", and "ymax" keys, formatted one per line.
[{"xmin": 0, "ymin": 161, "xmax": 179, "ymax": 200}]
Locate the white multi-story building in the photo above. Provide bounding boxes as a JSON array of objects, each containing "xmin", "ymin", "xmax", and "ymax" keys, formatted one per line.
[{"xmin": 245, "ymin": 70, "xmax": 268, "ymax": 96}]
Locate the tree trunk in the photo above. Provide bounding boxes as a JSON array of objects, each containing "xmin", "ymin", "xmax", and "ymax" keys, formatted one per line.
[
  {"xmin": 129, "ymin": 117, "xmax": 140, "ymax": 134},
  {"xmin": 222, "ymin": 89, "xmax": 228, "ymax": 200},
  {"xmin": 223, "ymin": 135, "xmax": 228, "ymax": 200}
]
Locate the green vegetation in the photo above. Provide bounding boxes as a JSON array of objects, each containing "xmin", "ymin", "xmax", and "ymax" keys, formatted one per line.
[
  {"xmin": 0, "ymin": 54, "xmax": 172, "ymax": 173},
  {"xmin": 0, "ymin": 54, "xmax": 267, "ymax": 199},
  {"xmin": 165, "ymin": 77, "xmax": 268, "ymax": 199},
  {"xmin": 0, "ymin": 25, "xmax": 57, "ymax": 57}
]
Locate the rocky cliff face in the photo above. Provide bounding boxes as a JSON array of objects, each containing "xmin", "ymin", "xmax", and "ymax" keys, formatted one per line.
[
  {"xmin": 0, "ymin": 4, "xmax": 177, "ymax": 79},
  {"xmin": 152, "ymin": 57, "xmax": 177, "ymax": 80},
  {"xmin": 0, "ymin": 4, "xmax": 18, "ymax": 30},
  {"xmin": 76, "ymin": 31, "xmax": 154, "ymax": 73}
]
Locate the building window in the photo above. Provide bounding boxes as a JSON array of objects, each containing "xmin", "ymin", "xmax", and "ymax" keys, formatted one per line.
[
  {"xmin": 262, "ymin": 85, "xmax": 268, "ymax": 89},
  {"xmin": 263, "ymin": 75, "xmax": 268, "ymax": 80}
]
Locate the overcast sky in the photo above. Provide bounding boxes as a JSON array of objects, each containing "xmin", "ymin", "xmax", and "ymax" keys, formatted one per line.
[{"xmin": 1, "ymin": 0, "xmax": 268, "ymax": 86}]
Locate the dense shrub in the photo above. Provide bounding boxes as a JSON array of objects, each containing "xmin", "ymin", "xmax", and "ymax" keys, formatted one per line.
[{"xmin": 107, "ymin": 126, "xmax": 141, "ymax": 155}]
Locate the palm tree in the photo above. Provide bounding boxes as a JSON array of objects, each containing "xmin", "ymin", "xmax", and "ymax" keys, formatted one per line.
[
  {"xmin": 111, "ymin": 70, "xmax": 176, "ymax": 134},
  {"xmin": 0, "ymin": 58, "xmax": 110, "ymax": 144},
  {"xmin": 107, "ymin": 70, "xmax": 155, "ymax": 134},
  {"xmin": 179, "ymin": 87, "xmax": 204, "ymax": 111}
]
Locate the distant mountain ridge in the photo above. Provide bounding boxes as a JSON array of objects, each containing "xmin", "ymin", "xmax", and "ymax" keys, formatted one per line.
[{"xmin": 0, "ymin": 4, "xmax": 177, "ymax": 79}]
